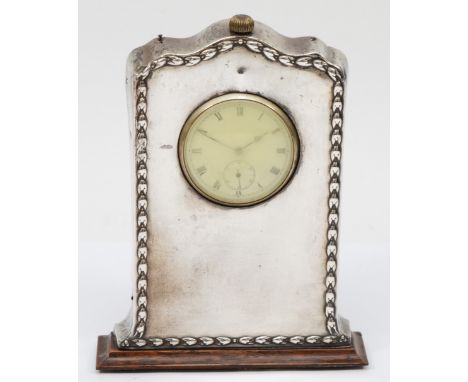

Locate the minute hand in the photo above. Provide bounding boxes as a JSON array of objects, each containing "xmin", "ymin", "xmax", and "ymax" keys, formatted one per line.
[{"xmin": 197, "ymin": 130, "xmax": 236, "ymax": 151}]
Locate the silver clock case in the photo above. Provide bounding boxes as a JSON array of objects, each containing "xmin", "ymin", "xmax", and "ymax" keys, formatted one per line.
[{"xmin": 116, "ymin": 18, "xmax": 349, "ymax": 348}]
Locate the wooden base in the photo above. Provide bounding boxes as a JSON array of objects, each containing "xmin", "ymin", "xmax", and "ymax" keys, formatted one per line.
[{"xmin": 96, "ymin": 332, "xmax": 368, "ymax": 371}]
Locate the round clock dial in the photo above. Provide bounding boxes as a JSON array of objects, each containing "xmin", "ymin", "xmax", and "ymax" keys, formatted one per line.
[{"xmin": 178, "ymin": 93, "xmax": 299, "ymax": 207}]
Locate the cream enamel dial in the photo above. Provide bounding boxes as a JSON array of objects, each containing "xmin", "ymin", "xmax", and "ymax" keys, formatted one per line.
[{"xmin": 178, "ymin": 93, "xmax": 299, "ymax": 207}]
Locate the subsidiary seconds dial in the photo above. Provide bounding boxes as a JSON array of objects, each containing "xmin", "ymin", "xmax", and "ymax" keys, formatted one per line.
[{"xmin": 178, "ymin": 93, "xmax": 299, "ymax": 207}]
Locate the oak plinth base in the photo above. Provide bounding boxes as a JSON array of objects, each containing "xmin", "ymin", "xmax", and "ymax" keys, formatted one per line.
[{"xmin": 96, "ymin": 332, "xmax": 368, "ymax": 371}]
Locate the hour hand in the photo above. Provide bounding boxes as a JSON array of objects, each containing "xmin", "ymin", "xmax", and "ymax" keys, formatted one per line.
[{"xmin": 197, "ymin": 129, "xmax": 235, "ymax": 151}]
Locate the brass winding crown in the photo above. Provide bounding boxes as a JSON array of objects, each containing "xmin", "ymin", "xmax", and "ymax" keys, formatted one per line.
[{"xmin": 229, "ymin": 14, "xmax": 254, "ymax": 34}]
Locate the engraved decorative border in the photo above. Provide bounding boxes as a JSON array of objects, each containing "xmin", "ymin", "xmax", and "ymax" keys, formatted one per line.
[
  {"xmin": 121, "ymin": 37, "xmax": 347, "ymax": 348},
  {"xmin": 121, "ymin": 333, "xmax": 350, "ymax": 348}
]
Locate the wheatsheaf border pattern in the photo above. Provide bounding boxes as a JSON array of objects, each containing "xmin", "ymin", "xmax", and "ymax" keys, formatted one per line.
[{"xmin": 121, "ymin": 37, "xmax": 347, "ymax": 349}]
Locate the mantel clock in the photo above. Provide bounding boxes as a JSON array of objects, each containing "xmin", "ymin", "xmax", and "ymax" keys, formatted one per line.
[{"xmin": 96, "ymin": 15, "xmax": 368, "ymax": 370}]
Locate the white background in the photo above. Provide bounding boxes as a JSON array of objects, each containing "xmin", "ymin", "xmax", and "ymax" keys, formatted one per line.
[
  {"xmin": 79, "ymin": 0, "xmax": 389, "ymax": 381},
  {"xmin": 2, "ymin": 1, "xmax": 468, "ymax": 382}
]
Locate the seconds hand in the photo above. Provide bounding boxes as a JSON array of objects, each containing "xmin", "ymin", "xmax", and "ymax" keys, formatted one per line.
[{"xmin": 236, "ymin": 170, "xmax": 242, "ymax": 195}]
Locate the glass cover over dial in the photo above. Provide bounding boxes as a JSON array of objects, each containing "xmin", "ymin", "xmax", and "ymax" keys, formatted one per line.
[{"xmin": 178, "ymin": 93, "xmax": 299, "ymax": 207}]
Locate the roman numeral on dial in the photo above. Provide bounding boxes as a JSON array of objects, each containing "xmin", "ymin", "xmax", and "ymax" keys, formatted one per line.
[
  {"xmin": 196, "ymin": 165, "xmax": 207, "ymax": 176},
  {"xmin": 214, "ymin": 112, "xmax": 223, "ymax": 121},
  {"xmin": 236, "ymin": 106, "xmax": 243, "ymax": 116},
  {"xmin": 270, "ymin": 166, "xmax": 281, "ymax": 175},
  {"xmin": 191, "ymin": 148, "xmax": 202, "ymax": 154}
]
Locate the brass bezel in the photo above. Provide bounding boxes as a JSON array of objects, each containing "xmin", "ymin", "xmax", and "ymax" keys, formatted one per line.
[{"xmin": 178, "ymin": 93, "xmax": 300, "ymax": 207}]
